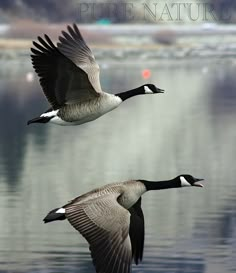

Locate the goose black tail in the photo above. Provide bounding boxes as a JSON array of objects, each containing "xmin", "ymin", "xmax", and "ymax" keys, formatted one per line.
[
  {"xmin": 43, "ymin": 208, "xmax": 66, "ymax": 223},
  {"xmin": 27, "ymin": 116, "xmax": 52, "ymax": 125}
]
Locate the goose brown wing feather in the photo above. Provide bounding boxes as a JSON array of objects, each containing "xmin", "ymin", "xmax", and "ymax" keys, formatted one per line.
[
  {"xmin": 65, "ymin": 194, "xmax": 132, "ymax": 273},
  {"xmin": 31, "ymin": 31, "xmax": 99, "ymax": 109},
  {"xmin": 57, "ymin": 24, "xmax": 103, "ymax": 93}
]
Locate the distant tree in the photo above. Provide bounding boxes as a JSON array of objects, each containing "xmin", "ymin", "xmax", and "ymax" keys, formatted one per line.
[
  {"xmin": 0, "ymin": 0, "xmax": 140, "ymax": 23},
  {"xmin": 0, "ymin": 0, "xmax": 79, "ymax": 22},
  {"xmin": 208, "ymin": 0, "xmax": 236, "ymax": 23},
  {"xmin": 0, "ymin": 0, "xmax": 16, "ymax": 9}
]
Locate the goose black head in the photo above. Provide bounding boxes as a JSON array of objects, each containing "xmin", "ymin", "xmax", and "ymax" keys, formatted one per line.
[
  {"xmin": 178, "ymin": 174, "xmax": 204, "ymax": 187},
  {"xmin": 143, "ymin": 84, "xmax": 164, "ymax": 94}
]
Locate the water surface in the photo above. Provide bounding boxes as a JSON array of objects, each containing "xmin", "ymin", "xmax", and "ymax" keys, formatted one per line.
[{"xmin": 0, "ymin": 55, "xmax": 235, "ymax": 273}]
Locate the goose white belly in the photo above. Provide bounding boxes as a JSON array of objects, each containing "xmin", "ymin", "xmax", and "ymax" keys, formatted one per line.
[{"xmin": 51, "ymin": 93, "xmax": 122, "ymax": 126}]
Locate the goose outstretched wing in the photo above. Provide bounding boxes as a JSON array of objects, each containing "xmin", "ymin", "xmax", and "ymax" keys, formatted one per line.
[
  {"xmin": 128, "ymin": 197, "xmax": 145, "ymax": 265},
  {"xmin": 57, "ymin": 24, "xmax": 103, "ymax": 94},
  {"xmin": 65, "ymin": 193, "xmax": 132, "ymax": 273},
  {"xmin": 31, "ymin": 25, "xmax": 100, "ymax": 109}
]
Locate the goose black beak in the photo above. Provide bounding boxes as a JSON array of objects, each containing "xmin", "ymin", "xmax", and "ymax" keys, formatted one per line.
[
  {"xmin": 156, "ymin": 88, "xmax": 164, "ymax": 93},
  {"xmin": 193, "ymin": 178, "xmax": 204, "ymax": 187}
]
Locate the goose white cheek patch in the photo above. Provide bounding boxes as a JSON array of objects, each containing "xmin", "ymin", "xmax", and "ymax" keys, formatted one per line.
[
  {"xmin": 180, "ymin": 176, "xmax": 191, "ymax": 187},
  {"xmin": 144, "ymin": 86, "xmax": 153, "ymax": 94}
]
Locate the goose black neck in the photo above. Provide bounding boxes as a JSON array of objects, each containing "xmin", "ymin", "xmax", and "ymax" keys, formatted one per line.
[
  {"xmin": 140, "ymin": 178, "xmax": 181, "ymax": 191},
  {"xmin": 115, "ymin": 86, "xmax": 144, "ymax": 101}
]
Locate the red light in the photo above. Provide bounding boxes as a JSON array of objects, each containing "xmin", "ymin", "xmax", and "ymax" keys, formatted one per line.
[{"xmin": 142, "ymin": 69, "xmax": 151, "ymax": 79}]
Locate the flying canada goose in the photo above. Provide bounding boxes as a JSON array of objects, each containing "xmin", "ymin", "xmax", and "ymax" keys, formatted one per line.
[
  {"xmin": 27, "ymin": 24, "xmax": 164, "ymax": 126},
  {"xmin": 44, "ymin": 174, "xmax": 204, "ymax": 273}
]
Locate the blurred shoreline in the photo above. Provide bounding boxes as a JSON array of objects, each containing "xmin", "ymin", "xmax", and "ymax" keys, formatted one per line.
[{"xmin": 1, "ymin": 24, "xmax": 236, "ymax": 59}]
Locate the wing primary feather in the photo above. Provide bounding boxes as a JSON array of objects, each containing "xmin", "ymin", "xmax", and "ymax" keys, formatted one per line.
[
  {"xmin": 37, "ymin": 36, "xmax": 53, "ymax": 50},
  {"xmin": 62, "ymin": 30, "xmax": 74, "ymax": 43},
  {"xmin": 44, "ymin": 34, "xmax": 56, "ymax": 48},
  {"xmin": 110, "ymin": 246, "xmax": 123, "ymax": 273},
  {"xmin": 33, "ymin": 41, "xmax": 48, "ymax": 53},
  {"xmin": 31, "ymin": 47, "xmax": 42, "ymax": 55},
  {"xmin": 73, "ymin": 23, "xmax": 85, "ymax": 41},
  {"xmin": 129, "ymin": 197, "xmax": 145, "ymax": 265},
  {"xmin": 67, "ymin": 25, "xmax": 77, "ymax": 39},
  {"xmin": 73, "ymin": 23, "xmax": 80, "ymax": 35},
  {"xmin": 100, "ymin": 232, "xmax": 121, "ymax": 272},
  {"xmin": 58, "ymin": 36, "xmax": 69, "ymax": 45}
]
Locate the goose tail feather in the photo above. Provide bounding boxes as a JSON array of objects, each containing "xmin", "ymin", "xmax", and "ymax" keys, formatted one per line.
[
  {"xmin": 27, "ymin": 116, "xmax": 52, "ymax": 125},
  {"xmin": 43, "ymin": 208, "xmax": 66, "ymax": 223}
]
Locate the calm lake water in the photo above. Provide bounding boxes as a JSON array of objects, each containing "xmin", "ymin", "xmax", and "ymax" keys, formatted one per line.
[{"xmin": 0, "ymin": 55, "xmax": 236, "ymax": 273}]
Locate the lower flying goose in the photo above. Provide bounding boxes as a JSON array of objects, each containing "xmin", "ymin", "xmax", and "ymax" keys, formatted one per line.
[
  {"xmin": 44, "ymin": 174, "xmax": 204, "ymax": 273},
  {"xmin": 28, "ymin": 24, "xmax": 164, "ymax": 126}
]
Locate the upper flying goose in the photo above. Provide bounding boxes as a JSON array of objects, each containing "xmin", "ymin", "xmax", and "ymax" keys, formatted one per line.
[
  {"xmin": 27, "ymin": 24, "xmax": 164, "ymax": 126},
  {"xmin": 44, "ymin": 174, "xmax": 204, "ymax": 273}
]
